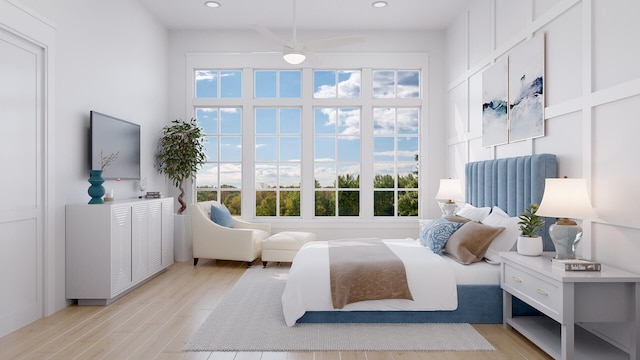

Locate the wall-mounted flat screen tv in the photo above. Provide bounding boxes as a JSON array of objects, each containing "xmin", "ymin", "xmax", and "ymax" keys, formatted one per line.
[{"xmin": 90, "ymin": 111, "xmax": 141, "ymax": 180}]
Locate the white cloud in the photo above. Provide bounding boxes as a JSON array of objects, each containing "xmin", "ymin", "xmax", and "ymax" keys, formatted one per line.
[{"xmin": 196, "ymin": 70, "xmax": 216, "ymax": 82}]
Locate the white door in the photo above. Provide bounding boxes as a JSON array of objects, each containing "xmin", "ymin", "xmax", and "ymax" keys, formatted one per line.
[{"xmin": 0, "ymin": 27, "xmax": 45, "ymax": 337}]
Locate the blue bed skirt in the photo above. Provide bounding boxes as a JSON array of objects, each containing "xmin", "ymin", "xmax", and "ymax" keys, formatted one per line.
[{"xmin": 296, "ymin": 285, "xmax": 538, "ymax": 324}]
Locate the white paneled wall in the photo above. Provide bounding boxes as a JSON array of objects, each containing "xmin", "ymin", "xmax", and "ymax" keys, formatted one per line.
[
  {"xmin": 445, "ymin": 0, "xmax": 640, "ymax": 275},
  {"xmin": 446, "ymin": 0, "xmax": 640, "ymax": 348}
]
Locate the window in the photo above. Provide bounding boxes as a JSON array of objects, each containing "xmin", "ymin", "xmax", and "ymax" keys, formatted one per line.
[
  {"xmin": 313, "ymin": 70, "xmax": 361, "ymax": 98},
  {"xmin": 314, "ymin": 107, "xmax": 361, "ymax": 216},
  {"xmin": 189, "ymin": 55, "xmax": 425, "ymax": 221},
  {"xmin": 195, "ymin": 70, "xmax": 242, "ymax": 98},
  {"xmin": 373, "ymin": 107, "xmax": 419, "ymax": 216},
  {"xmin": 255, "ymin": 107, "xmax": 301, "ymax": 216},
  {"xmin": 373, "ymin": 70, "xmax": 420, "ymax": 98},
  {"xmin": 255, "ymin": 70, "xmax": 301, "ymax": 98},
  {"xmin": 195, "ymin": 107, "xmax": 243, "ymax": 215}
]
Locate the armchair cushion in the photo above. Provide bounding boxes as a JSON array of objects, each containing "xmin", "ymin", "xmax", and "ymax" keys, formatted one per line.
[{"xmin": 211, "ymin": 203, "xmax": 234, "ymax": 228}]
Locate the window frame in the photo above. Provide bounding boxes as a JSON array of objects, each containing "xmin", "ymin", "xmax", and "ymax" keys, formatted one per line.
[{"xmin": 187, "ymin": 53, "xmax": 429, "ymax": 223}]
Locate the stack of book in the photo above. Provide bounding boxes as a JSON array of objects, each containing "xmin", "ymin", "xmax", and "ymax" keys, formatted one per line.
[
  {"xmin": 552, "ymin": 258, "xmax": 601, "ymax": 271},
  {"xmin": 144, "ymin": 191, "xmax": 162, "ymax": 199}
]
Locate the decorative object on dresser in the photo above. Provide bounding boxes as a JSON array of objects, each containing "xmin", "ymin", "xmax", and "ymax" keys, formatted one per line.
[
  {"xmin": 500, "ymin": 252, "xmax": 639, "ymax": 359},
  {"xmin": 435, "ymin": 178, "xmax": 464, "ymax": 216},
  {"xmin": 87, "ymin": 169, "xmax": 106, "ymax": 204},
  {"xmin": 516, "ymin": 203, "xmax": 544, "ymax": 256},
  {"xmin": 536, "ymin": 177, "xmax": 597, "ymax": 259},
  {"xmin": 144, "ymin": 191, "xmax": 161, "ymax": 199},
  {"xmin": 138, "ymin": 176, "xmax": 147, "ymax": 198},
  {"xmin": 87, "ymin": 150, "xmax": 118, "ymax": 204}
]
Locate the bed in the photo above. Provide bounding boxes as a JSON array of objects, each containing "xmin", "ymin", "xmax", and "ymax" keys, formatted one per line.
[{"xmin": 283, "ymin": 153, "xmax": 557, "ymax": 326}]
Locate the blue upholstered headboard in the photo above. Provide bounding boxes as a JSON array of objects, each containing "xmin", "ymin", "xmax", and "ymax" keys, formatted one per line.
[{"xmin": 465, "ymin": 154, "xmax": 557, "ymax": 251}]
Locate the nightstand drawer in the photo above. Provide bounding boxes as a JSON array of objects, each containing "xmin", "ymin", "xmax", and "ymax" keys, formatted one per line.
[{"xmin": 503, "ymin": 263, "xmax": 562, "ymax": 320}]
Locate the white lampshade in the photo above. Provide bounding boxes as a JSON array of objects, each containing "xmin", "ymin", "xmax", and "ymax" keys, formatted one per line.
[
  {"xmin": 536, "ymin": 178, "xmax": 596, "ymax": 219},
  {"xmin": 435, "ymin": 179, "xmax": 464, "ymax": 201},
  {"xmin": 283, "ymin": 50, "xmax": 305, "ymax": 65}
]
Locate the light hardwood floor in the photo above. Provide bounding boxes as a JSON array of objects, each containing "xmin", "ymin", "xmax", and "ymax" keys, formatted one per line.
[{"xmin": 0, "ymin": 260, "xmax": 551, "ymax": 360}]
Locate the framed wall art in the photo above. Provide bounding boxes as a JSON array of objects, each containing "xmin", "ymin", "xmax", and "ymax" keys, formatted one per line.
[
  {"xmin": 508, "ymin": 34, "xmax": 545, "ymax": 142},
  {"xmin": 482, "ymin": 57, "xmax": 509, "ymax": 147}
]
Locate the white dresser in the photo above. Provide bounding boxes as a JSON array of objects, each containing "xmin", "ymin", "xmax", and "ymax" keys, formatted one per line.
[
  {"xmin": 66, "ymin": 198, "xmax": 174, "ymax": 305},
  {"xmin": 501, "ymin": 251, "xmax": 640, "ymax": 360}
]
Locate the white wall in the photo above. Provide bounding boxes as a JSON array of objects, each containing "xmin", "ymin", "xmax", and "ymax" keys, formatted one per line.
[
  {"xmin": 446, "ymin": 0, "xmax": 640, "ymax": 349},
  {"xmin": 168, "ymin": 29, "xmax": 450, "ymax": 239},
  {"xmin": 445, "ymin": 0, "xmax": 640, "ymax": 272},
  {"xmin": 15, "ymin": 0, "xmax": 169, "ymax": 312}
]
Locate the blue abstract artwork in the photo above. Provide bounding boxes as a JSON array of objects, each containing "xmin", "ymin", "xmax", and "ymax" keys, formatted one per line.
[
  {"xmin": 482, "ymin": 57, "xmax": 509, "ymax": 147},
  {"xmin": 508, "ymin": 35, "xmax": 545, "ymax": 142}
]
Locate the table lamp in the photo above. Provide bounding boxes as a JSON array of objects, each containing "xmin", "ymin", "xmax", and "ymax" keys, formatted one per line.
[
  {"xmin": 536, "ymin": 178, "xmax": 597, "ymax": 259},
  {"xmin": 435, "ymin": 179, "xmax": 464, "ymax": 217}
]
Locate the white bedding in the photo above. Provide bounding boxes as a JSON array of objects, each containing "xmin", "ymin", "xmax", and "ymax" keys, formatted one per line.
[
  {"xmin": 441, "ymin": 255, "xmax": 500, "ymax": 285},
  {"xmin": 281, "ymin": 238, "xmax": 458, "ymax": 326}
]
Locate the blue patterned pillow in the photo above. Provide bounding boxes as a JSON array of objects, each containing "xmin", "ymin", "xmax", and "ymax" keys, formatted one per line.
[
  {"xmin": 419, "ymin": 218, "xmax": 462, "ymax": 254},
  {"xmin": 211, "ymin": 204, "xmax": 234, "ymax": 228}
]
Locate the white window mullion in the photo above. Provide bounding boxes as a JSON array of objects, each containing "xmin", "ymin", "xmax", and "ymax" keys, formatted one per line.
[
  {"xmin": 360, "ymin": 68, "xmax": 374, "ymax": 218},
  {"xmin": 242, "ymin": 67, "xmax": 255, "ymax": 219},
  {"xmin": 301, "ymin": 68, "xmax": 315, "ymax": 220}
]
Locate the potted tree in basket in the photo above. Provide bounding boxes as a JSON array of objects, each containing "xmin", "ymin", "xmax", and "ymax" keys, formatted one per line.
[
  {"xmin": 156, "ymin": 118, "xmax": 206, "ymax": 262},
  {"xmin": 517, "ymin": 203, "xmax": 545, "ymax": 256}
]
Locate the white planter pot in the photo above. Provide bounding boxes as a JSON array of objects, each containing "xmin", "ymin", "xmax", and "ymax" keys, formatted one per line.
[
  {"xmin": 517, "ymin": 235, "xmax": 543, "ymax": 256},
  {"xmin": 174, "ymin": 213, "xmax": 193, "ymax": 262}
]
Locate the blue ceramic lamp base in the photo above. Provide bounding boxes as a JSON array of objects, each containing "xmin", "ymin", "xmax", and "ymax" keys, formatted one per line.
[{"xmin": 549, "ymin": 219, "xmax": 583, "ymax": 259}]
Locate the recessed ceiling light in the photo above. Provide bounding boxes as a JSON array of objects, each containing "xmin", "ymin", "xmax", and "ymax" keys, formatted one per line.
[
  {"xmin": 372, "ymin": 1, "xmax": 388, "ymax": 8},
  {"xmin": 204, "ymin": 1, "xmax": 221, "ymax": 8}
]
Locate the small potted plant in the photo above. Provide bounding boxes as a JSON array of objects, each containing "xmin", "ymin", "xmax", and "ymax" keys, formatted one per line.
[{"xmin": 517, "ymin": 203, "xmax": 545, "ymax": 256}]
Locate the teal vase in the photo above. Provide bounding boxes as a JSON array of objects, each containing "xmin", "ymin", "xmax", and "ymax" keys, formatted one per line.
[{"xmin": 88, "ymin": 169, "xmax": 105, "ymax": 204}]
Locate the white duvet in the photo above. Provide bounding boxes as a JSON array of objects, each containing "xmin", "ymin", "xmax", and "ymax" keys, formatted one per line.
[{"xmin": 281, "ymin": 238, "xmax": 458, "ymax": 326}]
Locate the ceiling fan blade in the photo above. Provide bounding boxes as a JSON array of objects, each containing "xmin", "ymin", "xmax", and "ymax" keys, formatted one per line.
[
  {"xmin": 250, "ymin": 24, "xmax": 289, "ymax": 47},
  {"xmin": 305, "ymin": 35, "xmax": 366, "ymax": 51}
]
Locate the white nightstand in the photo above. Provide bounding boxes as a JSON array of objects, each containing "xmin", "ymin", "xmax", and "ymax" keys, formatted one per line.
[{"xmin": 500, "ymin": 251, "xmax": 640, "ymax": 360}]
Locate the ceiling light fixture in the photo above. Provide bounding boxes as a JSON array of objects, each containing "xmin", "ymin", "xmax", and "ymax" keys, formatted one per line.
[
  {"xmin": 372, "ymin": 1, "xmax": 388, "ymax": 8},
  {"xmin": 283, "ymin": 47, "xmax": 306, "ymax": 65},
  {"xmin": 204, "ymin": 1, "xmax": 221, "ymax": 8}
]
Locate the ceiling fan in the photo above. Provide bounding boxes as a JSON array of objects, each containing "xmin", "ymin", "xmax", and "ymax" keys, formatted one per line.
[{"xmin": 251, "ymin": 0, "xmax": 365, "ymax": 65}]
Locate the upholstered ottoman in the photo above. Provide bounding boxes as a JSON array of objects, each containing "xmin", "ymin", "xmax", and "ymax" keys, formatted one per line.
[{"xmin": 262, "ymin": 231, "xmax": 316, "ymax": 267}]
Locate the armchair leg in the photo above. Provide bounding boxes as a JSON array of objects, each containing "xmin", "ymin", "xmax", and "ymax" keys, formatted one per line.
[
  {"xmin": 193, "ymin": 258, "xmax": 199, "ymax": 266},
  {"xmin": 263, "ymin": 261, "xmax": 267, "ymax": 268}
]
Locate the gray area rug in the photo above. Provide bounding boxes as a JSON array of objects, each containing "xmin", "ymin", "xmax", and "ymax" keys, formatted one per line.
[{"xmin": 184, "ymin": 267, "xmax": 495, "ymax": 352}]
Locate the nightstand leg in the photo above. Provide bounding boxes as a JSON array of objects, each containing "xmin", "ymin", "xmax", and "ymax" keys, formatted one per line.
[
  {"xmin": 632, "ymin": 283, "xmax": 639, "ymax": 360},
  {"xmin": 561, "ymin": 283, "xmax": 575, "ymax": 360},
  {"xmin": 503, "ymin": 290, "xmax": 513, "ymax": 329}
]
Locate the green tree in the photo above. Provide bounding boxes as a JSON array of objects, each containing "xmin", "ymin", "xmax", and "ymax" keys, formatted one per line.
[
  {"xmin": 221, "ymin": 187, "xmax": 241, "ymax": 215},
  {"xmin": 256, "ymin": 190, "xmax": 277, "ymax": 216},
  {"xmin": 280, "ymin": 191, "xmax": 301, "ymax": 216},
  {"xmin": 397, "ymin": 190, "xmax": 419, "ymax": 216},
  {"xmin": 373, "ymin": 174, "xmax": 395, "ymax": 188},
  {"xmin": 315, "ymin": 191, "xmax": 335, "ymax": 216}
]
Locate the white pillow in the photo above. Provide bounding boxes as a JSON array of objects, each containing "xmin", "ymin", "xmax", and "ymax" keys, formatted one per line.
[
  {"xmin": 482, "ymin": 206, "xmax": 520, "ymax": 263},
  {"xmin": 456, "ymin": 204, "xmax": 491, "ymax": 222}
]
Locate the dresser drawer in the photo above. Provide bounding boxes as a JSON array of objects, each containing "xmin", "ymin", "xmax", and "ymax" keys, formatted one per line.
[{"xmin": 503, "ymin": 263, "xmax": 562, "ymax": 321}]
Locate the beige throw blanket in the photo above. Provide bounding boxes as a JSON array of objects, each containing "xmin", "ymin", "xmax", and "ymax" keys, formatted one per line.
[{"xmin": 328, "ymin": 239, "xmax": 414, "ymax": 309}]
